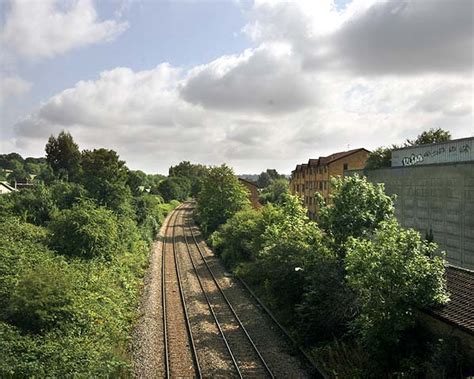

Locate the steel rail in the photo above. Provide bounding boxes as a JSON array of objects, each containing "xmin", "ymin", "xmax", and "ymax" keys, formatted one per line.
[
  {"xmin": 181, "ymin": 208, "xmax": 243, "ymax": 379},
  {"xmin": 162, "ymin": 205, "xmax": 201, "ymax": 379},
  {"xmin": 185, "ymin": 202, "xmax": 326, "ymax": 378},
  {"xmin": 171, "ymin": 207, "xmax": 202, "ymax": 378},
  {"xmin": 161, "ymin": 208, "xmax": 172, "ymax": 379},
  {"xmin": 185, "ymin": 209, "xmax": 275, "ymax": 379}
]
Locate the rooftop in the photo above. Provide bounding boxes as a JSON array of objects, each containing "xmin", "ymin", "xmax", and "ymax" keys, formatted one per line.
[{"xmin": 428, "ymin": 265, "xmax": 474, "ymax": 335}]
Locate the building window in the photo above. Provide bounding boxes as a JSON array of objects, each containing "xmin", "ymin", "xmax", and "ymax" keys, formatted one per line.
[
  {"xmin": 343, "ymin": 163, "xmax": 348, "ymax": 170},
  {"xmin": 324, "ymin": 166, "xmax": 327, "ymax": 173},
  {"xmin": 319, "ymin": 181, "xmax": 323, "ymax": 190}
]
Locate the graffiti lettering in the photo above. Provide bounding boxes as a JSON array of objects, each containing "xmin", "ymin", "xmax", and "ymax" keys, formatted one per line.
[
  {"xmin": 460, "ymin": 144, "xmax": 471, "ymax": 153},
  {"xmin": 402, "ymin": 154, "xmax": 424, "ymax": 166}
]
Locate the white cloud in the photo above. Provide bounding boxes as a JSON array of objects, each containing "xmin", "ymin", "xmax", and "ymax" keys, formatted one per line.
[
  {"xmin": 180, "ymin": 44, "xmax": 317, "ymax": 114},
  {"xmin": 7, "ymin": 0, "xmax": 474, "ymax": 173},
  {"xmin": 1, "ymin": 0, "xmax": 128, "ymax": 60},
  {"xmin": 0, "ymin": 74, "xmax": 32, "ymax": 103}
]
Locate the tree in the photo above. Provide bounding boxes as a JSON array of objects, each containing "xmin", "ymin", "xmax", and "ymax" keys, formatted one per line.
[
  {"xmin": 345, "ymin": 220, "xmax": 448, "ymax": 359},
  {"xmin": 196, "ymin": 164, "xmax": 250, "ymax": 235},
  {"xmin": 155, "ymin": 177, "xmax": 190, "ymax": 202},
  {"xmin": 126, "ymin": 170, "xmax": 147, "ymax": 196},
  {"xmin": 319, "ymin": 175, "xmax": 394, "ymax": 252},
  {"xmin": 45, "ymin": 131, "xmax": 81, "ymax": 181},
  {"xmin": 49, "ymin": 200, "xmax": 123, "ymax": 260},
  {"xmin": 259, "ymin": 178, "xmax": 289, "ymax": 204},
  {"xmin": 210, "ymin": 208, "xmax": 265, "ymax": 268},
  {"xmin": 8, "ymin": 184, "xmax": 57, "ymax": 225},
  {"xmin": 81, "ymin": 148, "xmax": 131, "ymax": 213},
  {"xmin": 365, "ymin": 146, "xmax": 398, "ymax": 170},
  {"xmin": 168, "ymin": 161, "xmax": 208, "ymax": 197},
  {"xmin": 406, "ymin": 128, "xmax": 451, "ymax": 146},
  {"xmin": 257, "ymin": 171, "xmax": 272, "ymax": 188}
]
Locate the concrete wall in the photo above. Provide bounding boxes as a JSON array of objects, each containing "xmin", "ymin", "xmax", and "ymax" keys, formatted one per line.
[{"xmin": 360, "ymin": 162, "xmax": 474, "ymax": 270}]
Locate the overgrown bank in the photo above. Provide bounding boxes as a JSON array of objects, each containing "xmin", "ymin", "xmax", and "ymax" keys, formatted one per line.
[
  {"xmin": 0, "ymin": 132, "xmax": 179, "ymax": 376},
  {"xmin": 195, "ymin": 165, "xmax": 471, "ymax": 377}
]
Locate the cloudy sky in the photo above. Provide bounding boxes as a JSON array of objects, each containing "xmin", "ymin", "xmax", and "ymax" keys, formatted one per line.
[{"xmin": 1, "ymin": 0, "xmax": 473, "ymax": 174}]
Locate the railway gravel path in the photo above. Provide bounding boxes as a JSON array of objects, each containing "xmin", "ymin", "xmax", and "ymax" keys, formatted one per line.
[{"xmin": 132, "ymin": 203, "xmax": 315, "ymax": 378}]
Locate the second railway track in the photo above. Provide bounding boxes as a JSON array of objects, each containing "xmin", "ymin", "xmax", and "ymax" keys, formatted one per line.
[{"xmin": 157, "ymin": 203, "xmax": 314, "ymax": 378}]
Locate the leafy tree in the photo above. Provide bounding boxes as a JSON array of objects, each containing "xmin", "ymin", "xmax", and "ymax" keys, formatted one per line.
[
  {"xmin": 49, "ymin": 181, "xmax": 87, "ymax": 210},
  {"xmin": 345, "ymin": 220, "xmax": 448, "ymax": 360},
  {"xmin": 210, "ymin": 209, "xmax": 265, "ymax": 268},
  {"xmin": 406, "ymin": 128, "xmax": 451, "ymax": 146},
  {"xmin": 0, "ymin": 153, "xmax": 24, "ymax": 170},
  {"xmin": 81, "ymin": 148, "xmax": 132, "ymax": 213},
  {"xmin": 259, "ymin": 178, "xmax": 289, "ymax": 204},
  {"xmin": 257, "ymin": 171, "xmax": 272, "ymax": 188},
  {"xmin": 49, "ymin": 200, "xmax": 123, "ymax": 260},
  {"xmin": 45, "ymin": 131, "xmax": 81, "ymax": 181},
  {"xmin": 196, "ymin": 164, "xmax": 250, "ymax": 235},
  {"xmin": 7, "ymin": 184, "xmax": 57, "ymax": 225},
  {"xmin": 155, "ymin": 176, "xmax": 190, "ymax": 202},
  {"xmin": 246, "ymin": 195, "xmax": 328, "ymax": 319},
  {"xmin": 168, "ymin": 161, "xmax": 208, "ymax": 197},
  {"xmin": 365, "ymin": 146, "xmax": 398, "ymax": 170},
  {"xmin": 319, "ymin": 175, "xmax": 394, "ymax": 251},
  {"xmin": 127, "ymin": 169, "xmax": 147, "ymax": 196}
]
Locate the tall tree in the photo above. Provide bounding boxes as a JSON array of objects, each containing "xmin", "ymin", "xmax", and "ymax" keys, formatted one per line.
[
  {"xmin": 406, "ymin": 127, "xmax": 451, "ymax": 146},
  {"xmin": 196, "ymin": 164, "xmax": 250, "ymax": 235},
  {"xmin": 45, "ymin": 131, "xmax": 81, "ymax": 181},
  {"xmin": 81, "ymin": 148, "xmax": 131, "ymax": 213}
]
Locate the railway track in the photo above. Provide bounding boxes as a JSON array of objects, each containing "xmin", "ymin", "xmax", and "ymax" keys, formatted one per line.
[
  {"xmin": 162, "ymin": 205, "xmax": 201, "ymax": 378},
  {"xmin": 181, "ymin": 205, "xmax": 273, "ymax": 378},
  {"xmin": 155, "ymin": 203, "xmax": 314, "ymax": 378}
]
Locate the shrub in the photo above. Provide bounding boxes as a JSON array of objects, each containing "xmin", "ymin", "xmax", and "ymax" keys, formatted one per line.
[
  {"xmin": 345, "ymin": 220, "xmax": 448, "ymax": 359},
  {"xmin": 49, "ymin": 200, "xmax": 123, "ymax": 260},
  {"xmin": 8, "ymin": 184, "xmax": 57, "ymax": 225},
  {"xmin": 6, "ymin": 259, "xmax": 76, "ymax": 333},
  {"xmin": 210, "ymin": 208, "xmax": 264, "ymax": 268}
]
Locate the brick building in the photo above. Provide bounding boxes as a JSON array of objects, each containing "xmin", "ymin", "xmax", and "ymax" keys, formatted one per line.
[{"xmin": 290, "ymin": 148, "xmax": 369, "ymax": 218}]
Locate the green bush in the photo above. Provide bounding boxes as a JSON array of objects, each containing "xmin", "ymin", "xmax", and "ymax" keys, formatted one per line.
[
  {"xmin": 7, "ymin": 184, "xmax": 57, "ymax": 225},
  {"xmin": 7, "ymin": 259, "xmax": 76, "ymax": 333},
  {"xmin": 345, "ymin": 220, "xmax": 448, "ymax": 360},
  {"xmin": 210, "ymin": 208, "xmax": 264, "ymax": 268},
  {"xmin": 49, "ymin": 200, "xmax": 123, "ymax": 260}
]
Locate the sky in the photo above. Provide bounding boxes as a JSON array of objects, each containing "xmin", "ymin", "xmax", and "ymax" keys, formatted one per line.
[{"xmin": 1, "ymin": 0, "xmax": 473, "ymax": 174}]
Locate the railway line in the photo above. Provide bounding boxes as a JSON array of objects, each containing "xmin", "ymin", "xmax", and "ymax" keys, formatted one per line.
[{"xmin": 154, "ymin": 203, "xmax": 316, "ymax": 378}]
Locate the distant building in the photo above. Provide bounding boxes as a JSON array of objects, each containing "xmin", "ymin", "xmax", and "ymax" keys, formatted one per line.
[
  {"xmin": 290, "ymin": 148, "xmax": 369, "ymax": 218},
  {"xmin": 238, "ymin": 178, "xmax": 262, "ymax": 209},
  {"xmin": 0, "ymin": 181, "xmax": 16, "ymax": 195}
]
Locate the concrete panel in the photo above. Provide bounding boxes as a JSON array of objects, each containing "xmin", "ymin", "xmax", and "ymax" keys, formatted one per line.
[{"xmin": 363, "ymin": 162, "xmax": 474, "ymax": 270}]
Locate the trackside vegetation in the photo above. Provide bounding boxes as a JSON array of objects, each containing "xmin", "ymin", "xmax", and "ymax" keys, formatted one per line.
[
  {"xmin": 0, "ymin": 132, "xmax": 180, "ymax": 376},
  {"xmin": 199, "ymin": 172, "xmax": 472, "ymax": 376}
]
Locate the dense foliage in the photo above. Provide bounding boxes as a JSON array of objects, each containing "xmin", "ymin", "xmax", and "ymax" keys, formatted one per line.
[
  {"xmin": 196, "ymin": 164, "xmax": 250, "ymax": 235},
  {"xmin": 209, "ymin": 173, "xmax": 455, "ymax": 375},
  {"xmin": 259, "ymin": 177, "xmax": 289, "ymax": 204},
  {"xmin": 0, "ymin": 132, "xmax": 179, "ymax": 377}
]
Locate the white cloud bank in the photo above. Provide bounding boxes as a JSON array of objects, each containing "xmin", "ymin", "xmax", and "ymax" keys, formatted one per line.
[
  {"xmin": 7, "ymin": 0, "xmax": 474, "ymax": 173},
  {"xmin": 0, "ymin": 74, "xmax": 32, "ymax": 103},
  {"xmin": 1, "ymin": 0, "xmax": 128, "ymax": 60}
]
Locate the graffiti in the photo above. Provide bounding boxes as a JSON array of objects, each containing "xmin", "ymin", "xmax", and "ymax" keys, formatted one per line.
[
  {"xmin": 460, "ymin": 144, "xmax": 471, "ymax": 153},
  {"xmin": 402, "ymin": 154, "xmax": 424, "ymax": 166},
  {"xmin": 449, "ymin": 145, "xmax": 457, "ymax": 153}
]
